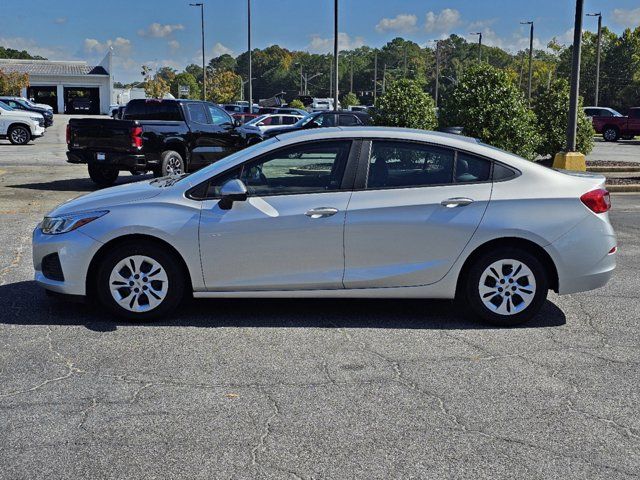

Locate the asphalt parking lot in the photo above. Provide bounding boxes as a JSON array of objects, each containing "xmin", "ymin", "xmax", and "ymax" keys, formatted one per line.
[{"xmin": 0, "ymin": 117, "xmax": 639, "ymax": 479}]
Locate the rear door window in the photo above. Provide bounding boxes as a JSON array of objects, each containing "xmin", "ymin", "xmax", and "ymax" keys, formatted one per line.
[
  {"xmin": 339, "ymin": 114, "xmax": 361, "ymax": 126},
  {"xmin": 187, "ymin": 103, "xmax": 209, "ymax": 124}
]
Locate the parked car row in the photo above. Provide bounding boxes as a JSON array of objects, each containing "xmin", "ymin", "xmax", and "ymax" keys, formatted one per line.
[
  {"xmin": 67, "ymin": 98, "xmax": 373, "ymax": 186},
  {"xmin": 584, "ymin": 106, "xmax": 639, "ymax": 141},
  {"xmin": 0, "ymin": 98, "xmax": 50, "ymax": 145}
]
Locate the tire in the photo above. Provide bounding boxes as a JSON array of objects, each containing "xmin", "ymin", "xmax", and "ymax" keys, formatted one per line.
[
  {"xmin": 95, "ymin": 242, "xmax": 186, "ymax": 320},
  {"xmin": 602, "ymin": 126, "xmax": 619, "ymax": 142},
  {"xmin": 88, "ymin": 164, "xmax": 119, "ymax": 187},
  {"xmin": 459, "ymin": 248, "xmax": 549, "ymax": 327},
  {"xmin": 8, "ymin": 125, "xmax": 31, "ymax": 145},
  {"xmin": 160, "ymin": 150, "xmax": 185, "ymax": 176}
]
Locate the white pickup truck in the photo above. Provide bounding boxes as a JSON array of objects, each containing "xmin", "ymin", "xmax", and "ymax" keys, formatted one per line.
[{"xmin": 0, "ymin": 100, "xmax": 45, "ymax": 145}]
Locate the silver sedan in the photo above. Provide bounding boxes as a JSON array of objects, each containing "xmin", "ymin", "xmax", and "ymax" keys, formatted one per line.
[{"xmin": 33, "ymin": 128, "xmax": 616, "ymax": 326}]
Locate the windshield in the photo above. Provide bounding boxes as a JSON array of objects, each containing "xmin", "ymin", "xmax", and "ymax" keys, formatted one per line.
[
  {"xmin": 0, "ymin": 101, "xmax": 14, "ymax": 111},
  {"xmin": 245, "ymin": 114, "xmax": 268, "ymax": 126},
  {"xmin": 297, "ymin": 113, "xmax": 320, "ymax": 127}
]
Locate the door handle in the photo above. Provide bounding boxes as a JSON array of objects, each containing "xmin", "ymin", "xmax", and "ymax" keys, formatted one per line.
[
  {"xmin": 440, "ymin": 197, "xmax": 474, "ymax": 208},
  {"xmin": 305, "ymin": 207, "xmax": 339, "ymax": 219}
]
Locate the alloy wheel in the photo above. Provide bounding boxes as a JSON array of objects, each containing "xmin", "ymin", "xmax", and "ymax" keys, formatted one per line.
[
  {"xmin": 478, "ymin": 259, "xmax": 536, "ymax": 316},
  {"xmin": 10, "ymin": 127, "xmax": 28, "ymax": 144},
  {"xmin": 604, "ymin": 129, "xmax": 617, "ymax": 141},
  {"xmin": 108, "ymin": 255, "xmax": 169, "ymax": 312},
  {"xmin": 166, "ymin": 156, "xmax": 183, "ymax": 175}
]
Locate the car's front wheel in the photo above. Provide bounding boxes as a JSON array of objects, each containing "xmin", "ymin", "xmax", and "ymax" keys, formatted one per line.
[
  {"xmin": 460, "ymin": 248, "xmax": 549, "ymax": 326},
  {"xmin": 8, "ymin": 125, "xmax": 31, "ymax": 145},
  {"xmin": 96, "ymin": 243, "xmax": 185, "ymax": 320},
  {"xmin": 603, "ymin": 127, "xmax": 620, "ymax": 142}
]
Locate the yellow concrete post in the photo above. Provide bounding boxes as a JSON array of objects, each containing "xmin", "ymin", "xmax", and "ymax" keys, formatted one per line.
[{"xmin": 552, "ymin": 151, "xmax": 586, "ymax": 171}]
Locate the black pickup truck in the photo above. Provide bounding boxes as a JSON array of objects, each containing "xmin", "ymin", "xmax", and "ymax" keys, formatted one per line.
[{"xmin": 67, "ymin": 99, "xmax": 244, "ymax": 186}]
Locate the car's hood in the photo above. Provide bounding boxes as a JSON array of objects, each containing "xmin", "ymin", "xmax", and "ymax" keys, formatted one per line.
[
  {"xmin": 5, "ymin": 109, "xmax": 42, "ymax": 120},
  {"xmin": 48, "ymin": 178, "xmax": 167, "ymax": 217}
]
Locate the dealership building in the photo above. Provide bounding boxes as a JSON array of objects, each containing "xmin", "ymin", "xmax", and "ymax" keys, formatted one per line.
[{"xmin": 0, "ymin": 50, "xmax": 112, "ymax": 114}]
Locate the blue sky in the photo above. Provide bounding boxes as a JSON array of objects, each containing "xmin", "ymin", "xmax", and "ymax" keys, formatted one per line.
[{"xmin": 1, "ymin": 0, "xmax": 639, "ymax": 82}]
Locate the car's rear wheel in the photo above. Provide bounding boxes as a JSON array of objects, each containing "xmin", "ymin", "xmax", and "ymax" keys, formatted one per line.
[
  {"xmin": 160, "ymin": 150, "xmax": 185, "ymax": 176},
  {"xmin": 8, "ymin": 125, "xmax": 31, "ymax": 145},
  {"xmin": 460, "ymin": 248, "xmax": 549, "ymax": 326},
  {"xmin": 96, "ymin": 243, "xmax": 185, "ymax": 320},
  {"xmin": 603, "ymin": 127, "xmax": 619, "ymax": 142},
  {"xmin": 88, "ymin": 164, "xmax": 119, "ymax": 187}
]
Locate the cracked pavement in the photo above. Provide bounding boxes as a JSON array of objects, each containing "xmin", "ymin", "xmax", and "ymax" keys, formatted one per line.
[{"xmin": 0, "ymin": 119, "xmax": 639, "ymax": 479}]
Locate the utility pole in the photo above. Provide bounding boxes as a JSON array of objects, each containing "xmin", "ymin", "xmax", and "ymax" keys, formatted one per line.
[
  {"xmin": 350, "ymin": 56, "xmax": 353, "ymax": 93},
  {"xmin": 470, "ymin": 32, "xmax": 482, "ymax": 61},
  {"xmin": 329, "ymin": 60, "xmax": 333, "ymax": 99},
  {"xmin": 189, "ymin": 3, "xmax": 206, "ymax": 100},
  {"xmin": 382, "ymin": 64, "xmax": 387, "ymax": 94},
  {"xmin": 333, "ymin": 0, "xmax": 339, "ymax": 110},
  {"xmin": 373, "ymin": 50, "xmax": 378, "ymax": 103},
  {"xmin": 247, "ymin": 0, "xmax": 252, "ymax": 108},
  {"xmin": 587, "ymin": 12, "xmax": 602, "ymax": 106},
  {"xmin": 520, "ymin": 21, "xmax": 534, "ymax": 105},
  {"xmin": 300, "ymin": 63, "xmax": 303, "ymax": 94},
  {"xmin": 567, "ymin": 0, "xmax": 584, "ymax": 152},
  {"xmin": 403, "ymin": 47, "xmax": 407, "ymax": 77},
  {"xmin": 434, "ymin": 41, "xmax": 440, "ymax": 107}
]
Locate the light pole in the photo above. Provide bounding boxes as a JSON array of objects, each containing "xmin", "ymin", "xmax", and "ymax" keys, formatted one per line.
[
  {"xmin": 566, "ymin": 0, "xmax": 584, "ymax": 153},
  {"xmin": 373, "ymin": 50, "xmax": 378, "ymax": 103},
  {"xmin": 520, "ymin": 21, "xmax": 534, "ymax": 104},
  {"xmin": 587, "ymin": 12, "xmax": 602, "ymax": 106},
  {"xmin": 333, "ymin": 0, "xmax": 339, "ymax": 110},
  {"xmin": 247, "ymin": 0, "xmax": 252, "ymax": 109},
  {"xmin": 189, "ymin": 3, "xmax": 206, "ymax": 100},
  {"xmin": 428, "ymin": 40, "xmax": 441, "ymax": 107},
  {"xmin": 470, "ymin": 32, "xmax": 482, "ymax": 61},
  {"xmin": 302, "ymin": 72, "xmax": 322, "ymax": 95}
]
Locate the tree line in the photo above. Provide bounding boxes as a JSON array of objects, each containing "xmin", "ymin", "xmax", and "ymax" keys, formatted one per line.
[{"xmin": 122, "ymin": 27, "xmax": 640, "ymax": 112}]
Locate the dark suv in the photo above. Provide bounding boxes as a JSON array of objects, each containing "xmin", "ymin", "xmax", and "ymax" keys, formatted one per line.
[
  {"xmin": 0, "ymin": 96, "xmax": 54, "ymax": 127},
  {"xmin": 262, "ymin": 110, "xmax": 372, "ymax": 139}
]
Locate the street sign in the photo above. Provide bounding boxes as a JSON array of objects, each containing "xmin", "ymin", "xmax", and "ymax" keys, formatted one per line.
[{"xmin": 178, "ymin": 85, "xmax": 189, "ymax": 97}]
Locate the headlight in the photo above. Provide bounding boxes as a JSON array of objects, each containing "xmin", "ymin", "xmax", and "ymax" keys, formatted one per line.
[
  {"xmin": 41, "ymin": 210, "xmax": 109, "ymax": 235},
  {"xmin": 30, "ymin": 116, "xmax": 42, "ymax": 123}
]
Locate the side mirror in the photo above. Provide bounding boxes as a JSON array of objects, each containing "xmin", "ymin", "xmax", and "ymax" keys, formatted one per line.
[
  {"xmin": 218, "ymin": 179, "xmax": 248, "ymax": 210},
  {"xmin": 234, "ymin": 119, "xmax": 242, "ymax": 127}
]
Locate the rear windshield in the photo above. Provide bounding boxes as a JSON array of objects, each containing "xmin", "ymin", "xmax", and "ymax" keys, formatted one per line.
[{"xmin": 124, "ymin": 101, "xmax": 183, "ymax": 121}]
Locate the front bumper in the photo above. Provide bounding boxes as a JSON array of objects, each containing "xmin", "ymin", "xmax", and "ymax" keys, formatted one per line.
[
  {"xmin": 32, "ymin": 226, "xmax": 103, "ymax": 296},
  {"xmin": 32, "ymin": 125, "xmax": 45, "ymax": 137}
]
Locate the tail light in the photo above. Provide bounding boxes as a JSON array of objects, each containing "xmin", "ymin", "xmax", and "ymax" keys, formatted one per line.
[
  {"xmin": 130, "ymin": 126, "xmax": 143, "ymax": 149},
  {"xmin": 580, "ymin": 188, "xmax": 611, "ymax": 214},
  {"xmin": 66, "ymin": 124, "xmax": 71, "ymax": 145}
]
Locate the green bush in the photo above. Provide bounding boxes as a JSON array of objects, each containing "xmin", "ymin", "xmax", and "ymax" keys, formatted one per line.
[
  {"xmin": 372, "ymin": 79, "xmax": 437, "ymax": 130},
  {"xmin": 439, "ymin": 63, "xmax": 539, "ymax": 159},
  {"xmin": 288, "ymin": 98, "xmax": 306, "ymax": 110},
  {"xmin": 341, "ymin": 92, "xmax": 360, "ymax": 109},
  {"xmin": 532, "ymin": 78, "xmax": 594, "ymax": 158}
]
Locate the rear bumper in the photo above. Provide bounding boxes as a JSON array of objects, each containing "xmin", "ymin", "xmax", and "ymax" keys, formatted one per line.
[
  {"xmin": 545, "ymin": 212, "xmax": 616, "ymax": 295},
  {"xmin": 66, "ymin": 150, "xmax": 157, "ymax": 170}
]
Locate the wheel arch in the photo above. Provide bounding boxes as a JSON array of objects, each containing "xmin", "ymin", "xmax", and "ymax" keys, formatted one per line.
[
  {"xmin": 456, "ymin": 237, "xmax": 559, "ymax": 296},
  {"xmin": 8, "ymin": 122, "xmax": 32, "ymax": 132},
  {"xmin": 86, "ymin": 233, "xmax": 194, "ymax": 298},
  {"xmin": 162, "ymin": 140, "xmax": 188, "ymax": 165}
]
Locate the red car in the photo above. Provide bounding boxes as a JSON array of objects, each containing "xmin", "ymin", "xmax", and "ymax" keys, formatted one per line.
[{"xmin": 590, "ymin": 107, "xmax": 640, "ymax": 142}]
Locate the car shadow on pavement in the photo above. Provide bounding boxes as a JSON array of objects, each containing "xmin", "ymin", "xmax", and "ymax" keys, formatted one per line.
[
  {"xmin": 0, "ymin": 281, "xmax": 567, "ymax": 332},
  {"xmin": 8, "ymin": 175, "xmax": 153, "ymax": 192}
]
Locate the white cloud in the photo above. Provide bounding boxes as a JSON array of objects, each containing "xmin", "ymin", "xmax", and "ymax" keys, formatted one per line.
[
  {"xmin": 0, "ymin": 36, "xmax": 69, "ymax": 59},
  {"xmin": 84, "ymin": 37, "xmax": 132, "ymax": 56},
  {"xmin": 307, "ymin": 32, "xmax": 365, "ymax": 53},
  {"xmin": 375, "ymin": 14, "xmax": 417, "ymax": 33},
  {"xmin": 612, "ymin": 7, "xmax": 640, "ymax": 28},
  {"xmin": 211, "ymin": 42, "xmax": 234, "ymax": 57},
  {"xmin": 424, "ymin": 8, "xmax": 461, "ymax": 33},
  {"xmin": 54, "ymin": 17, "xmax": 67, "ymax": 25},
  {"xmin": 168, "ymin": 40, "xmax": 180, "ymax": 53},
  {"xmin": 138, "ymin": 23, "xmax": 185, "ymax": 38}
]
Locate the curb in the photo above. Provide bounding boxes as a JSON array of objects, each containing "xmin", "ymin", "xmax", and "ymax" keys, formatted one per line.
[
  {"xmin": 606, "ymin": 184, "xmax": 640, "ymax": 193},
  {"xmin": 588, "ymin": 166, "xmax": 640, "ymax": 173}
]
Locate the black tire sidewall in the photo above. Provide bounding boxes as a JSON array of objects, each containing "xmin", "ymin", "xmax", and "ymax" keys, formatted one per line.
[
  {"xmin": 88, "ymin": 164, "xmax": 119, "ymax": 187},
  {"xmin": 161, "ymin": 150, "xmax": 185, "ymax": 176},
  {"xmin": 96, "ymin": 243, "xmax": 185, "ymax": 320},
  {"xmin": 9, "ymin": 126, "xmax": 31, "ymax": 145},
  {"xmin": 603, "ymin": 127, "xmax": 619, "ymax": 142},
  {"xmin": 463, "ymin": 248, "xmax": 549, "ymax": 327}
]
